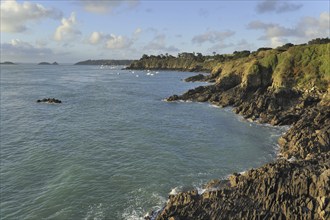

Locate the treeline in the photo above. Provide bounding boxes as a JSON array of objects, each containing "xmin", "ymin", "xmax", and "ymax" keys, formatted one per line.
[
  {"xmin": 74, "ymin": 59, "xmax": 134, "ymax": 65},
  {"xmin": 139, "ymin": 37, "xmax": 330, "ymax": 63}
]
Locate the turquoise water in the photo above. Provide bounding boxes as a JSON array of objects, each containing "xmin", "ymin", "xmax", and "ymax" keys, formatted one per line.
[{"xmin": 0, "ymin": 65, "xmax": 284, "ymax": 219}]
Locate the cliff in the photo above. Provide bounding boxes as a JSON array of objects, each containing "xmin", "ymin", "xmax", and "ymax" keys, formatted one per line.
[{"xmin": 133, "ymin": 41, "xmax": 330, "ymax": 220}]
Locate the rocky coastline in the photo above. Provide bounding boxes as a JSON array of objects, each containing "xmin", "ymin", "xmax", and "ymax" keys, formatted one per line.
[
  {"xmin": 129, "ymin": 40, "xmax": 330, "ymax": 220},
  {"xmin": 159, "ymin": 90, "xmax": 329, "ymax": 219},
  {"xmin": 128, "ymin": 41, "xmax": 330, "ymax": 219}
]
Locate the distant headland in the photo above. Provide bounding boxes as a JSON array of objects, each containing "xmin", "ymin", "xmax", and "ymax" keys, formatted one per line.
[
  {"xmin": 74, "ymin": 59, "xmax": 134, "ymax": 65},
  {"xmin": 38, "ymin": 62, "xmax": 59, "ymax": 65},
  {"xmin": 0, "ymin": 61, "xmax": 16, "ymax": 65}
]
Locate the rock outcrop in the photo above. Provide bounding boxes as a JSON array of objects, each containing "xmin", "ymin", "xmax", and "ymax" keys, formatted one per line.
[
  {"xmin": 157, "ymin": 153, "xmax": 330, "ymax": 220},
  {"xmin": 37, "ymin": 98, "xmax": 62, "ymax": 104}
]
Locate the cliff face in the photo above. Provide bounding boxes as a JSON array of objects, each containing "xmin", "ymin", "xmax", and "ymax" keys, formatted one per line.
[{"xmin": 137, "ymin": 43, "xmax": 330, "ymax": 220}]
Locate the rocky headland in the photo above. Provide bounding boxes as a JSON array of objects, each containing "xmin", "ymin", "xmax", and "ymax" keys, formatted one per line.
[
  {"xmin": 0, "ymin": 61, "xmax": 16, "ymax": 65},
  {"xmin": 128, "ymin": 39, "xmax": 330, "ymax": 219}
]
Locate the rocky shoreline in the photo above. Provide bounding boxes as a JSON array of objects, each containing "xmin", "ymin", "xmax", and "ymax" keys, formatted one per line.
[
  {"xmin": 157, "ymin": 88, "xmax": 329, "ymax": 219},
  {"xmin": 129, "ymin": 42, "xmax": 329, "ymax": 219}
]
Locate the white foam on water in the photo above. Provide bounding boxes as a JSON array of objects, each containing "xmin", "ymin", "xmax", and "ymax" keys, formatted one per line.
[
  {"xmin": 84, "ymin": 203, "xmax": 105, "ymax": 220},
  {"xmin": 196, "ymin": 187, "xmax": 206, "ymax": 195},
  {"xmin": 169, "ymin": 186, "xmax": 181, "ymax": 195},
  {"xmin": 208, "ymin": 104, "xmax": 221, "ymax": 109},
  {"xmin": 122, "ymin": 189, "xmax": 166, "ymax": 220}
]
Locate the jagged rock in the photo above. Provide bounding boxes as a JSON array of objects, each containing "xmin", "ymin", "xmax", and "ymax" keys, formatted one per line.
[
  {"xmin": 157, "ymin": 153, "xmax": 330, "ymax": 220},
  {"xmin": 37, "ymin": 98, "xmax": 62, "ymax": 104},
  {"xmin": 185, "ymin": 74, "xmax": 206, "ymax": 82},
  {"xmin": 166, "ymin": 95, "xmax": 179, "ymax": 102}
]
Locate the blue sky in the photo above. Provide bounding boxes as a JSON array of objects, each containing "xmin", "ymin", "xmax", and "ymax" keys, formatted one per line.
[{"xmin": 1, "ymin": 0, "xmax": 329, "ymax": 63}]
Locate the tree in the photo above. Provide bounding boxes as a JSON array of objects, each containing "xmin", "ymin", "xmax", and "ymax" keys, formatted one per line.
[{"xmin": 141, "ymin": 54, "xmax": 149, "ymax": 60}]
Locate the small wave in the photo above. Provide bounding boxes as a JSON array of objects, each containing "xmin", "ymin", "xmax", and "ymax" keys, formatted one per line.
[
  {"xmin": 122, "ymin": 189, "xmax": 166, "ymax": 220},
  {"xmin": 208, "ymin": 104, "xmax": 221, "ymax": 109},
  {"xmin": 169, "ymin": 186, "xmax": 181, "ymax": 195},
  {"xmin": 84, "ymin": 203, "xmax": 105, "ymax": 220}
]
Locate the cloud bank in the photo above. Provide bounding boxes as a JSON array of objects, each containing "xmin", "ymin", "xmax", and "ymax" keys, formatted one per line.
[
  {"xmin": 0, "ymin": 0, "xmax": 62, "ymax": 33},
  {"xmin": 1, "ymin": 39, "xmax": 54, "ymax": 59},
  {"xmin": 256, "ymin": 0, "xmax": 302, "ymax": 14},
  {"xmin": 248, "ymin": 12, "xmax": 330, "ymax": 47},
  {"xmin": 143, "ymin": 34, "xmax": 179, "ymax": 53},
  {"xmin": 192, "ymin": 30, "xmax": 235, "ymax": 45},
  {"xmin": 76, "ymin": 0, "xmax": 139, "ymax": 14}
]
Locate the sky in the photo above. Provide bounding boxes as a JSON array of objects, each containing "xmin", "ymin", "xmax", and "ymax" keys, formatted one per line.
[{"xmin": 1, "ymin": 0, "xmax": 329, "ymax": 63}]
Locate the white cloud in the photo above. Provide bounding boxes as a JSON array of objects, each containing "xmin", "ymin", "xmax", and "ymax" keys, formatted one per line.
[
  {"xmin": 1, "ymin": 39, "xmax": 54, "ymax": 60},
  {"xmin": 297, "ymin": 12, "xmax": 330, "ymax": 39},
  {"xmin": 192, "ymin": 30, "xmax": 235, "ymax": 45},
  {"xmin": 134, "ymin": 28, "xmax": 142, "ymax": 36},
  {"xmin": 0, "ymin": 0, "xmax": 62, "ymax": 33},
  {"xmin": 248, "ymin": 12, "xmax": 330, "ymax": 44},
  {"xmin": 256, "ymin": 0, "xmax": 302, "ymax": 14},
  {"xmin": 234, "ymin": 39, "xmax": 255, "ymax": 51},
  {"xmin": 89, "ymin": 31, "xmax": 104, "ymax": 44},
  {"xmin": 87, "ymin": 29, "xmax": 141, "ymax": 49},
  {"xmin": 144, "ymin": 34, "xmax": 179, "ymax": 53},
  {"xmin": 77, "ymin": 0, "xmax": 139, "ymax": 14},
  {"xmin": 54, "ymin": 12, "xmax": 81, "ymax": 41},
  {"xmin": 106, "ymin": 34, "xmax": 132, "ymax": 49},
  {"xmin": 270, "ymin": 37, "xmax": 286, "ymax": 48}
]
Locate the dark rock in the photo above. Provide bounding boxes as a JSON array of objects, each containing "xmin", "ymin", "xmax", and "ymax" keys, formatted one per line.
[
  {"xmin": 37, "ymin": 98, "xmax": 62, "ymax": 104},
  {"xmin": 166, "ymin": 95, "xmax": 180, "ymax": 102},
  {"xmin": 185, "ymin": 74, "xmax": 207, "ymax": 82},
  {"xmin": 157, "ymin": 153, "xmax": 330, "ymax": 220}
]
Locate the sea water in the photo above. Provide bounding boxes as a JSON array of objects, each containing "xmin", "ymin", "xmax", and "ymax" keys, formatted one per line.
[{"xmin": 0, "ymin": 64, "xmax": 284, "ymax": 219}]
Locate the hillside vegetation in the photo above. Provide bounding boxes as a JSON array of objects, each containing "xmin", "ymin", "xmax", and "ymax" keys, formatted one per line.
[{"xmin": 128, "ymin": 41, "xmax": 330, "ymax": 97}]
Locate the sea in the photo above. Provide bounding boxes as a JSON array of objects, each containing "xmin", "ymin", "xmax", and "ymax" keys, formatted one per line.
[{"xmin": 0, "ymin": 64, "xmax": 285, "ymax": 219}]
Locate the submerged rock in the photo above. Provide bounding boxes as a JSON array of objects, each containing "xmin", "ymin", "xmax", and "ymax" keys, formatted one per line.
[{"xmin": 37, "ymin": 98, "xmax": 62, "ymax": 104}]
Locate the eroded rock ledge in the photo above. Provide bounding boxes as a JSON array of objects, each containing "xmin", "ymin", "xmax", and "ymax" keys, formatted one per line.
[{"xmin": 158, "ymin": 153, "xmax": 329, "ymax": 220}]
